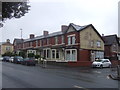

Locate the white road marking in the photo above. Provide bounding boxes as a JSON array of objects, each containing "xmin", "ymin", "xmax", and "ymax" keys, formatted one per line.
[
  {"xmin": 74, "ymin": 85, "xmax": 89, "ymax": 90},
  {"xmin": 107, "ymin": 75, "xmax": 110, "ymax": 79},
  {"xmin": 93, "ymin": 71, "xmax": 101, "ymax": 74}
]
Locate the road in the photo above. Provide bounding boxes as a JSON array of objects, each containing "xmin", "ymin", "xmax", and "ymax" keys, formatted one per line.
[{"xmin": 1, "ymin": 61, "xmax": 120, "ymax": 89}]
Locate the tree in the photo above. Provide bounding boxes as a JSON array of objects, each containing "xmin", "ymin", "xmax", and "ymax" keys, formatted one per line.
[
  {"xmin": 19, "ymin": 51, "xmax": 26, "ymax": 58},
  {"xmin": 35, "ymin": 55, "xmax": 40, "ymax": 59},
  {"xmin": 28, "ymin": 53, "xmax": 34, "ymax": 58},
  {"xmin": 2, "ymin": 52, "xmax": 14, "ymax": 57},
  {"xmin": 1, "ymin": 1, "xmax": 30, "ymax": 27}
]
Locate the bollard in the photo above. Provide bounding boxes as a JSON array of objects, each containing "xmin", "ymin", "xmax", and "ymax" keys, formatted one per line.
[{"xmin": 43, "ymin": 59, "xmax": 47, "ymax": 68}]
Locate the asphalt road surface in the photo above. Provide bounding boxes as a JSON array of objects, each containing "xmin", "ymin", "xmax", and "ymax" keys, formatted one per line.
[{"xmin": 1, "ymin": 61, "xmax": 120, "ymax": 89}]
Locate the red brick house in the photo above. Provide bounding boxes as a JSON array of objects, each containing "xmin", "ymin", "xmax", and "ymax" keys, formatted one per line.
[
  {"xmin": 102, "ymin": 35, "xmax": 120, "ymax": 65},
  {"xmin": 13, "ymin": 23, "xmax": 104, "ymax": 66}
]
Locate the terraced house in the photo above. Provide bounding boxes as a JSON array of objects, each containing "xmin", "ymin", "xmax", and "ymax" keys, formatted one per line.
[{"xmin": 13, "ymin": 23, "xmax": 104, "ymax": 66}]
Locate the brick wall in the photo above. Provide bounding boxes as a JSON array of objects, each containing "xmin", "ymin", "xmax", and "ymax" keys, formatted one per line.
[{"xmin": 79, "ymin": 50, "xmax": 90, "ymax": 61}]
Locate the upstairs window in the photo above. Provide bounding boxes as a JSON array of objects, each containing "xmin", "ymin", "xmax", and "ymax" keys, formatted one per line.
[
  {"xmin": 55, "ymin": 37, "xmax": 58, "ymax": 45},
  {"xmin": 68, "ymin": 37, "xmax": 71, "ymax": 45},
  {"xmin": 67, "ymin": 35, "xmax": 76, "ymax": 45},
  {"xmin": 61, "ymin": 36, "xmax": 64, "ymax": 44},
  {"xmin": 91, "ymin": 41, "xmax": 94, "ymax": 47},
  {"xmin": 6, "ymin": 46, "xmax": 10, "ymax": 51},
  {"xmin": 96, "ymin": 41, "xmax": 101, "ymax": 47},
  {"xmin": 72, "ymin": 36, "xmax": 75, "ymax": 45},
  {"xmin": 47, "ymin": 38, "xmax": 49, "ymax": 45}
]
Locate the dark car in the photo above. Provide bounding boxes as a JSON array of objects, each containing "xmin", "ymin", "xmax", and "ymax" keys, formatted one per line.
[
  {"xmin": 2, "ymin": 56, "xmax": 10, "ymax": 62},
  {"xmin": 22, "ymin": 58, "xmax": 36, "ymax": 66},
  {"xmin": 13, "ymin": 56, "xmax": 23, "ymax": 64}
]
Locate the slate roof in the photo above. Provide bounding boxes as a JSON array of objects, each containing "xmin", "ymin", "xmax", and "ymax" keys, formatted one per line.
[
  {"xmin": 13, "ymin": 38, "xmax": 24, "ymax": 44},
  {"xmin": 22, "ymin": 23, "xmax": 103, "ymax": 43},
  {"xmin": 102, "ymin": 35, "xmax": 120, "ymax": 45},
  {"xmin": 24, "ymin": 31, "xmax": 63, "ymax": 42},
  {"xmin": 70, "ymin": 23, "xmax": 91, "ymax": 31}
]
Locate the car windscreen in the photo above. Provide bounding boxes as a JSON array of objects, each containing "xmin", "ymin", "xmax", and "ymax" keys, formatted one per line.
[
  {"xmin": 16, "ymin": 57, "xmax": 23, "ymax": 59},
  {"xmin": 95, "ymin": 60, "xmax": 103, "ymax": 62}
]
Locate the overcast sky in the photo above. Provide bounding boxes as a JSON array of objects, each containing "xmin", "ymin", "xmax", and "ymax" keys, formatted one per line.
[{"xmin": 1, "ymin": 0, "xmax": 119, "ymax": 43}]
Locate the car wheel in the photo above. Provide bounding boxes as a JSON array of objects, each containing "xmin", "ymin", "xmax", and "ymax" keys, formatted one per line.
[
  {"xmin": 26, "ymin": 63, "xmax": 29, "ymax": 66},
  {"xmin": 100, "ymin": 65, "xmax": 103, "ymax": 69}
]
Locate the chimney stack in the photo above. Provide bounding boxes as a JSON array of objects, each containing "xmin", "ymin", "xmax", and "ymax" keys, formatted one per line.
[
  {"xmin": 6, "ymin": 39, "xmax": 10, "ymax": 43},
  {"xmin": 30, "ymin": 34, "xmax": 35, "ymax": 39},
  {"xmin": 102, "ymin": 34, "xmax": 104, "ymax": 36},
  {"xmin": 43, "ymin": 31, "xmax": 49, "ymax": 36},
  {"xmin": 61, "ymin": 25, "xmax": 68, "ymax": 32}
]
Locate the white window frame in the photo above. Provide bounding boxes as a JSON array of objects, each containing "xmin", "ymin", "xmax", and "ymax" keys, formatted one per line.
[
  {"xmin": 52, "ymin": 49, "xmax": 56, "ymax": 59},
  {"xmin": 51, "ymin": 49, "xmax": 60, "ymax": 59},
  {"xmin": 47, "ymin": 38, "xmax": 49, "ymax": 45},
  {"xmin": 68, "ymin": 36, "xmax": 71, "ymax": 45},
  {"xmin": 96, "ymin": 41, "xmax": 101, "ymax": 47},
  {"xmin": 67, "ymin": 34, "xmax": 76, "ymax": 45},
  {"xmin": 65, "ymin": 49, "xmax": 77, "ymax": 61},
  {"xmin": 55, "ymin": 37, "xmax": 58, "ymax": 45},
  {"xmin": 72, "ymin": 36, "xmax": 76, "ymax": 45},
  {"xmin": 61, "ymin": 35, "xmax": 64, "ymax": 44}
]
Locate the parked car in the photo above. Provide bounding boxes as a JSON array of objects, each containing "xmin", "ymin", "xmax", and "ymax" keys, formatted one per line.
[
  {"xmin": 0, "ymin": 57, "xmax": 3, "ymax": 61},
  {"xmin": 9, "ymin": 56, "xmax": 14, "ymax": 63},
  {"xmin": 92, "ymin": 59, "xmax": 111, "ymax": 68},
  {"xmin": 2, "ymin": 56, "xmax": 10, "ymax": 62},
  {"xmin": 21, "ymin": 58, "xmax": 36, "ymax": 66},
  {"xmin": 13, "ymin": 56, "xmax": 23, "ymax": 64}
]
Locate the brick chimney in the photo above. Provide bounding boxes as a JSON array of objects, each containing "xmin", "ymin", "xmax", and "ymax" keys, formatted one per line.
[
  {"xmin": 30, "ymin": 34, "xmax": 35, "ymax": 39},
  {"xmin": 43, "ymin": 31, "xmax": 49, "ymax": 36},
  {"xmin": 61, "ymin": 25, "xmax": 68, "ymax": 32},
  {"xmin": 6, "ymin": 39, "xmax": 10, "ymax": 43}
]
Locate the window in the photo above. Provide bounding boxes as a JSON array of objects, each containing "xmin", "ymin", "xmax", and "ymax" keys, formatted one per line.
[
  {"xmin": 52, "ymin": 50, "xmax": 55, "ymax": 59},
  {"xmin": 95, "ymin": 51, "xmax": 104, "ymax": 59},
  {"xmin": 96, "ymin": 41, "xmax": 101, "ymax": 47},
  {"xmin": 56, "ymin": 50, "xmax": 60, "ymax": 59},
  {"xmin": 66, "ymin": 50, "xmax": 70, "ymax": 60},
  {"xmin": 68, "ymin": 37, "xmax": 71, "ymax": 45},
  {"xmin": 36, "ymin": 40, "xmax": 38, "ymax": 47},
  {"xmin": 55, "ymin": 37, "xmax": 58, "ymax": 44},
  {"xmin": 67, "ymin": 35, "xmax": 76, "ymax": 45},
  {"xmin": 65, "ymin": 49, "xmax": 77, "ymax": 61},
  {"xmin": 6, "ymin": 46, "xmax": 10, "ymax": 51},
  {"xmin": 47, "ymin": 38, "xmax": 49, "ymax": 45},
  {"xmin": 112, "ymin": 44, "xmax": 117, "ymax": 52},
  {"xmin": 47, "ymin": 49, "xmax": 50, "ymax": 58},
  {"xmin": 43, "ymin": 50, "xmax": 46, "ymax": 59},
  {"xmin": 72, "ymin": 36, "xmax": 75, "ymax": 44},
  {"xmin": 40, "ymin": 40, "xmax": 42, "ymax": 46},
  {"xmin": 61, "ymin": 36, "xmax": 64, "ymax": 44},
  {"xmin": 91, "ymin": 41, "xmax": 94, "ymax": 47}
]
